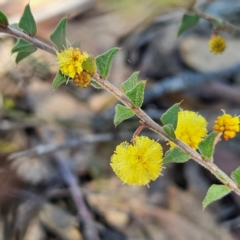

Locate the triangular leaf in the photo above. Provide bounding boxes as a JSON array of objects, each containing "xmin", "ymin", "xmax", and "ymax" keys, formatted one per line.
[
  {"xmin": 177, "ymin": 12, "xmax": 199, "ymax": 36},
  {"xmin": 121, "ymin": 71, "xmax": 139, "ymax": 93},
  {"xmin": 50, "ymin": 17, "xmax": 67, "ymax": 51},
  {"xmin": 18, "ymin": 4, "xmax": 37, "ymax": 36},
  {"xmin": 52, "ymin": 71, "xmax": 68, "ymax": 90},
  {"xmin": 160, "ymin": 103, "xmax": 179, "ymax": 130},
  {"xmin": 202, "ymin": 184, "xmax": 231, "ymax": 209},
  {"xmin": 91, "ymin": 79, "xmax": 102, "ymax": 89},
  {"xmin": 114, "ymin": 104, "xmax": 135, "ymax": 126},
  {"xmin": 95, "ymin": 47, "xmax": 119, "ymax": 78},
  {"xmin": 162, "ymin": 124, "xmax": 176, "ymax": 140},
  {"xmin": 71, "ymin": 41, "xmax": 81, "ymax": 49},
  {"xmin": 0, "ymin": 10, "xmax": 8, "ymax": 26},
  {"xmin": 126, "ymin": 81, "xmax": 145, "ymax": 108},
  {"xmin": 11, "ymin": 38, "xmax": 36, "ymax": 54},
  {"xmin": 15, "ymin": 50, "xmax": 36, "ymax": 63},
  {"xmin": 163, "ymin": 146, "xmax": 190, "ymax": 164},
  {"xmin": 231, "ymin": 167, "xmax": 240, "ymax": 187},
  {"xmin": 198, "ymin": 132, "xmax": 218, "ymax": 161}
]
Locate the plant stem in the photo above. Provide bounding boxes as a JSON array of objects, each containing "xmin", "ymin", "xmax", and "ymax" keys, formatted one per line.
[
  {"xmin": 192, "ymin": 7, "xmax": 240, "ymax": 34},
  {"xmin": 0, "ymin": 25, "xmax": 56, "ymax": 55}
]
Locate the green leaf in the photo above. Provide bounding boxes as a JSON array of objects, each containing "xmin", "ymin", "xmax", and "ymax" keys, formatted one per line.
[
  {"xmin": 177, "ymin": 12, "xmax": 199, "ymax": 36},
  {"xmin": 121, "ymin": 71, "xmax": 139, "ymax": 93},
  {"xmin": 18, "ymin": 4, "xmax": 37, "ymax": 36},
  {"xmin": 9, "ymin": 23, "xmax": 22, "ymax": 31},
  {"xmin": 126, "ymin": 81, "xmax": 145, "ymax": 108},
  {"xmin": 202, "ymin": 184, "xmax": 231, "ymax": 209},
  {"xmin": 11, "ymin": 38, "xmax": 36, "ymax": 54},
  {"xmin": 91, "ymin": 79, "xmax": 102, "ymax": 89},
  {"xmin": 198, "ymin": 132, "xmax": 218, "ymax": 161},
  {"xmin": 231, "ymin": 167, "xmax": 240, "ymax": 187},
  {"xmin": 71, "ymin": 41, "xmax": 81, "ymax": 48},
  {"xmin": 114, "ymin": 104, "xmax": 135, "ymax": 126},
  {"xmin": 160, "ymin": 103, "xmax": 179, "ymax": 130},
  {"xmin": 50, "ymin": 17, "xmax": 67, "ymax": 50},
  {"xmin": 15, "ymin": 50, "xmax": 36, "ymax": 63},
  {"xmin": 163, "ymin": 146, "xmax": 190, "ymax": 164},
  {"xmin": 95, "ymin": 47, "xmax": 119, "ymax": 78},
  {"xmin": 0, "ymin": 10, "xmax": 9, "ymax": 26},
  {"xmin": 82, "ymin": 56, "xmax": 96, "ymax": 75},
  {"xmin": 52, "ymin": 71, "xmax": 68, "ymax": 90},
  {"xmin": 162, "ymin": 124, "xmax": 176, "ymax": 140}
]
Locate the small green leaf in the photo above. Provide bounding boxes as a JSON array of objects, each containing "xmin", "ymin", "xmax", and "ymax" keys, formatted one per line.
[
  {"xmin": 0, "ymin": 10, "xmax": 9, "ymax": 26},
  {"xmin": 122, "ymin": 71, "xmax": 139, "ymax": 93},
  {"xmin": 19, "ymin": 4, "xmax": 37, "ymax": 36},
  {"xmin": 11, "ymin": 39, "xmax": 36, "ymax": 54},
  {"xmin": 52, "ymin": 71, "xmax": 68, "ymax": 90},
  {"xmin": 91, "ymin": 79, "xmax": 102, "ymax": 89},
  {"xmin": 50, "ymin": 17, "xmax": 67, "ymax": 50},
  {"xmin": 162, "ymin": 124, "xmax": 176, "ymax": 140},
  {"xmin": 82, "ymin": 56, "xmax": 96, "ymax": 75},
  {"xmin": 163, "ymin": 146, "xmax": 190, "ymax": 164},
  {"xmin": 9, "ymin": 23, "xmax": 22, "ymax": 31},
  {"xmin": 114, "ymin": 104, "xmax": 135, "ymax": 126},
  {"xmin": 177, "ymin": 12, "xmax": 199, "ymax": 36},
  {"xmin": 95, "ymin": 47, "xmax": 119, "ymax": 78},
  {"xmin": 231, "ymin": 167, "xmax": 240, "ymax": 187},
  {"xmin": 160, "ymin": 103, "xmax": 179, "ymax": 130},
  {"xmin": 71, "ymin": 41, "xmax": 81, "ymax": 48},
  {"xmin": 198, "ymin": 132, "xmax": 218, "ymax": 161},
  {"xmin": 126, "ymin": 81, "xmax": 145, "ymax": 108},
  {"xmin": 202, "ymin": 184, "xmax": 231, "ymax": 209},
  {"xmin": 15, "ymin": 50, "xmax": 36, "ymax": 63}
]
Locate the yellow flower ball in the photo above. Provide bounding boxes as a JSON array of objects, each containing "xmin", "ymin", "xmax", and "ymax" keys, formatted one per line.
[
  {"xmin": 208, "ymin": 35, "xmax": 226, "ymax": 54},
  {"xmin": 170, "ymin": 111, "xmax": 208, "ymax": 150},
  {"xmin": 110, "ymin": 136, "xmax": 163, "ymax": 186},
  {"xmin": 214, "ymin": 114, "xmax": 239, "ymax": 140},
  {"xmin": 57, "ymin": 47, "xmax": 89, "ymax": 79}
]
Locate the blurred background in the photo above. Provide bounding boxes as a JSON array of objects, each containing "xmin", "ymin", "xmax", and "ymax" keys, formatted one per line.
[{"xmin": 1, "ymin": 0, "xmax": 240, "ymax": 239}]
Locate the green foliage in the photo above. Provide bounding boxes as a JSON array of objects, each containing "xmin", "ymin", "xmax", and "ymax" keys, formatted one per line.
[
  {"xmin": 121, "ymin": 71, "xmax": 139, "ymax": 93},
  {"xmin": 0, "ymin": 10, "xmax": 8, "ymax": 26},
  {"xmin": 177, "ymin": 12, "xmax": 199, "ymax": 36},
  {"xmin": 160, "ymin": 103, "xmax": 179, "ymax": 130},
  {"xmin": 52, "ymin": 71, "xmax": 68, "ymax": 90},
  {"xmin": 162, "ymin": 124, "xmax": 176, "ymax": 140},
  {"xmin": 231, "ymin": 167, "xmax": 240, "ymax": 187},
  {"xmin": 202, "ymin": 184, "xmax": 231, "ymax": 209},
  {"xmin": 50, "ymin": 17, "xmax": 67, "ymax": 50},
  {"xmin": 19, "ymin": 4, "xmax": 37, "ymax": 36},
  {"xmin": 114, "ymin": 104, "xmax": 135, "ymax": 126},
  {"xmin": 163, "ymin": 146, "xmax": 190, "ymax": 164},
  {"xmin": 95, "ymin": 47, "xmax": 119, "ymax": 78},
  {"xmin": 9, "ymin": 23, "xmax": 22, "ymax": 31},
  {"xmin": 71, "ymin": 41, "xmax": 81, "ymax": 48},
  {"xmin": 126, "ymin": 81, "xmax": 145, "ymax": 108},
  {"xmin": 91, "ymin": 79, "xmax": 102, "ymax": 89},
  {"xmin": 11, "ymin": 39, "xmax": 37, "ymax": 63},
  {"xmin": 198, "ymin": 132, "xmax": 218, "ymax": 161},
  {"xmin": 82, "ymin": 56, "xmax": 96, "ymax": 75}
]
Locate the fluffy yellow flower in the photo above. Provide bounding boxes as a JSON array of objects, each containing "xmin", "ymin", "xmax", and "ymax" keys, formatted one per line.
[
  {"xmin": 170, "ymin": 111, "xmax": 207, "ymax": 150},
  {"xmin": 110, "ymin": 136, "xmax": 163, "ymax": 186},
  {"xmin": 208, "ymin": 35, "xmax": 226, "ymax": 54},
  {"xmin": 57, "ymin": 47, "xmax": 89, "ymax": 78},
  {"xmin": 214, "ymin": 114, "xmax": 239, "ymax": 140}
]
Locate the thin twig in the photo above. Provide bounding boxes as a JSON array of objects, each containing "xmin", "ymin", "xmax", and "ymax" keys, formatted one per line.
[
  {"xmin": 54, "ymin": 152, "xmax": 100, "ymax": 240},
  {"xmin": 192, "ymin": 7, "xmax": 240, "ymax": 34}
]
